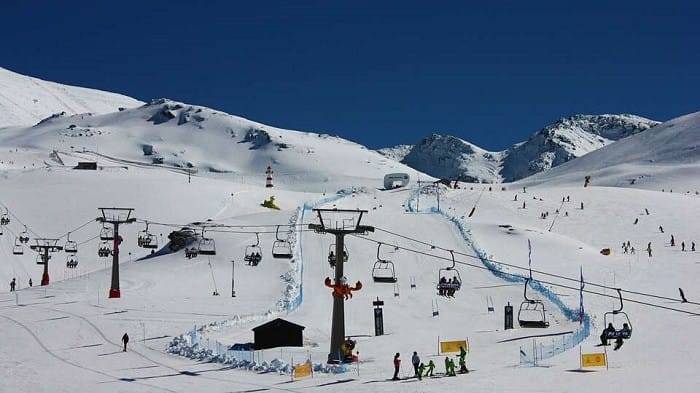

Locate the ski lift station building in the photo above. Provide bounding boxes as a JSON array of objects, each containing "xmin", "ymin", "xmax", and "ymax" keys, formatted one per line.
[
  {"xmin": 252, "ymin": 318, "xmax": 305, "ymax": 350},
  {"xmin": 384, "ymin": 173, "xmax": 410, "ymax": 189}
]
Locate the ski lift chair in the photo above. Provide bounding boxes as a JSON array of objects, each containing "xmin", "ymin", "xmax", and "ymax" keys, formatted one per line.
[
  {"xmin": 0, "ymin": 211, "xmax": 9, "ymax": 226},
  {"xmin": 138, "ymin": 223, "xmax": 158, "ymax": 249},
  {"xmin": 372, "ymin": 243, "xmax": 397, "ymax": 283},
  {"xmin": 66, "ymin": 255, "xmax": 79, "ymax": 268},
  {"xmin": 271, "ymin": 225, "xmax": 293, "ymax": 259},
  {"xmin": 602, "ymin": 289, "xmax": 633, "ymax": 341},
  {"xmin": 13, "ymin": 238, "xmax": 24, "ymax": 255},
  {"xmin": 328, "ymin": 243, "xmax": 349, "ymax": 267},
  {"xmin": 100, "ymin": 225, "xmax": 114, "ymax": 241},
  {"xmin": 437, "ymin": 250, "xmax": 462, "ymax": 296},
  {"xmin": 198, "ymin": 238, "xmax": 216, "ymax": 256},
  {"xmin": 517, "ymin": 278, "xmax": 550, "ymax": 328},
  {"xmin": 64, "ymin": 233, "xmax": 78, "ymax": 254},
  {"xmin": 98, "ymin": 242, "xmax": 111, "ymax": 258},
  {"xmin": 244, "ymin": 233, "xmax": 263, "ymax": 265},
  {"xmin": 36, "ymin": 254, "xmax": 50, "ymax": 265},
  {"xmin": 19, "ymin": 226, "xmax": 30, "ymax": 243}
]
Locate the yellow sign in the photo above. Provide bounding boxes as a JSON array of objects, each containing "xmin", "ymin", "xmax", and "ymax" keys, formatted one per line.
[
  {"xmin": 581, "ymin": 353, "xmax": 607, "ymax": 367},
  {"xmin": 440, "ymin": 340, "xmax": 468, "ymax": 354},
  {"xmin": 293, "ymin": 362, "xmax": 312, "ymax": 379}
]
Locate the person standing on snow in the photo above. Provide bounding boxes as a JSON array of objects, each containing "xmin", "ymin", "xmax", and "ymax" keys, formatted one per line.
[
  {"xmin": 426, "ymin": 359, "xmax": 435, "ymax": 377},
  {"xmin": 417, "ymin": 363, "xmax": 426, "ymax": 380},
  {"xmin": 122, "ymin": 333, "xmax": 129, "ymax": 352},
  {"xmin": 647, "ymin": 242, "xmax": 653, "ymax": 257},
  {"xmin": 411, "ymin": 351, "xmax": 420, "ymax": 377},
  {"xmin": 392, "ymin": 352, "xmax": 401, "ymax": 380},
  {"xmin": 459, "ymin": 346, "xmax": 468, "ymax": 373},
  {"xmin": 10, "ymin": 278, "xmax": 16, "ymax": 292}
]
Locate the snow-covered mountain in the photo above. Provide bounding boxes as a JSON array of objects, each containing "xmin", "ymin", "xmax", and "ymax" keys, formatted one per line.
[
  {"xmin": 379, "ymin": 114, "xmax": 660, "ymax": 183},
  {"xmin": 0, "ymin": 67, "xmax": 143, "ymax": 128},
  {"xmin": 0, "ymin": 98, "xmax": 422, "ymax": 192}
]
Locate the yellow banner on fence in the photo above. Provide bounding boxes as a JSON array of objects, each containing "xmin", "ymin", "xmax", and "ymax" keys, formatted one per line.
[
  {"xmin": 293, "ymin": 362, "xmax": 312, "ymax": 379},
  {"xmin": 581, "ymin": 353, "xmax": 607, "ymax": 367},
  {"xmin": 440, "ymin": 340, "xmax": 468, "ymax": 354}
]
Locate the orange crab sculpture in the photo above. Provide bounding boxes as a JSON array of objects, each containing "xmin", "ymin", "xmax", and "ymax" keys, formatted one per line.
[{"xmin": 324, "ymin": 277, "xmax": 363, "ymax": 300}]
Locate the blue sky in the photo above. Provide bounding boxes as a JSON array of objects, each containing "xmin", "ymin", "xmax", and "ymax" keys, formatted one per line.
[{"xmin": 1, "ymin": 1, "xmax": 698, "ymax": 150}]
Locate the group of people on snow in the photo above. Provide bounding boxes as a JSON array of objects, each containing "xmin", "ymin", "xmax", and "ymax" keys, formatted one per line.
[{"xmin": 392, "ymin": 347, "xmax": 467, "ymax": 381}]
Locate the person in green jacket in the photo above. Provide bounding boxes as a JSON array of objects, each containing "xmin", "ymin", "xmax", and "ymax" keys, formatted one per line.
[
  {"xmin": 417, "ymin": 363, "xmax": 426, "ymax": 380},
  {"xmin": 447, "ymin": 357, "xmax": 456, "ymax": 376},
  {"xmin": 444, "ymin": 357, "xmax": 451, "ymax": 376},
  {"xmin": 459, "ymin": 346, "xmax": 468, "ymax": 373},
  {"xmin": 426, "ymin": 360, "xmax": 435, "ymax": 377}
]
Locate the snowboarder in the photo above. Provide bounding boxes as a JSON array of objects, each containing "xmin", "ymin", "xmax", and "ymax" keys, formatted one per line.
[
  {"xmin": 679, "ymin": 288, "xmax": 688, "ymax": 303},
  {"xmin": 426, "ymin": 360, "xmax": 435, "ymax": 377},
  {"xmin": 411, "ymin": 351, "xmax": 420, "ymax": 376},
  {"xmin": 122, "ymin": 333, "xmax": 129, "ymax": 352},
  {"xmin": 392, "ymin": 352, "xmax": 401, "ymax": 380},
  {"xmin": 10, "ymin": 278, "xmax": 16, "ymax": 292}
]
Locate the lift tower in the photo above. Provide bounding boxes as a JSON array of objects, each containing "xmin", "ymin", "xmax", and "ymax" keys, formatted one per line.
[
  {"xmin": 30, "ymin": 239, "xmax": 63, "ymax": 286},
  {"xmin": 97, "ymin": 208, "xmax": 135, "ymax": 298},
  {"xmin": 309, "ymin": 208, "xmax": 373, "ymax": 363}
]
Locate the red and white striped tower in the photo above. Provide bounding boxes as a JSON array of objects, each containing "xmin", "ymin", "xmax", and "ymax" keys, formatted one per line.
[{"xmin": 265, "ymin": 165, "xmax": 274, "ymax": 188}]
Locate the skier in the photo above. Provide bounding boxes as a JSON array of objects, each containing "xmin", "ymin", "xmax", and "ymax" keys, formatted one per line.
[
  {"xmin": 392, "ymin": 352, "xmax": 401, "ymax": 380},
  {"xmin": 28, "ymin": 278, "xmax": 32, "ymax": 287},
  {"xmin": 671, "ymin": 235, "xmax": 675, "ymax": 247},
  {"xmin": 659, "ymin": 226, "xmax": 664, "ymax": 233},
  {"xmin": 411, "ymin": 351, "xmax": 420, "ymax": 377},
  {"xmin": 647, "ymin": 242, "xmax": 653, "ymax": 257},
  {"xmin": 645, "ymin": 208, "xmax": 649, "ymax": 215},
  {"xmin": 580, "ymin": 202, "xmax": 584, "ymax": 210},
  {"xmin": 122, "ymin": 332, "xmax": 129, "ymax": 352},
  {"xmin": 693, "ymin": 242, "xmax": 696, "ymax": 252},
  {"xmin": 682, "ymin": 241, "xmax": 686, "ymax": 251},
  {"xmin": 417, "ymin": 362, "xmax": 426, "ymax": 380},
  {"xmin": 447, "ymin": 357, "xmax": 456, "ymax": 376},
  {"xmin": 425, "ymin": 359, "xmax": 435, "ymax": 377},
  {"xmin": 679, "ymin": 288, "xmax": 688, "ymax": 303},
  {"xmin": 458, "ymin": 346, "xmax": 468, "ymax": 372},
  {"xmin": 10, "ymin": 278, "xmax": 16, "ymax": 292},
  {"xmin": 633, "ymin": 218, "xmax": 638, "ymax": 225},
  {"xmin": 613, "ymin": 324, "xmax": 630, "ymax": 351},
  {"xmin": 444, "ymin": 356, "xmax": 450, "ymax": 376}
]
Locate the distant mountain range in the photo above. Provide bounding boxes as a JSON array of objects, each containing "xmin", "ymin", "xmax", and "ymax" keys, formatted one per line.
[
  {"xmin": 1, "ymin": 66, "xmax": 690, "ymax": 186},
  {"xmin": 378, "ymin": 114, "xmax": 660, "ymax": 183}
]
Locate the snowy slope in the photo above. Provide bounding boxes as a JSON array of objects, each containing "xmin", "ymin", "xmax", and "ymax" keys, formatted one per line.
[
  {"xmin": 523, "ymin": 110, "xmax": 700, "ymax": 190},
  {"xmin": 0, "ymin": 76, "xmax": 699, "ymax": 393},
  {"xmin": 0, "ymin": 67, "xmax": 143, "ymax": 128}
]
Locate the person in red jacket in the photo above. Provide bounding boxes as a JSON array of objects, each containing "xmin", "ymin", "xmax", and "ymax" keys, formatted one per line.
[{"xmin": 392, "ymin": 352, "xmax": 401, "ymax": 380}]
